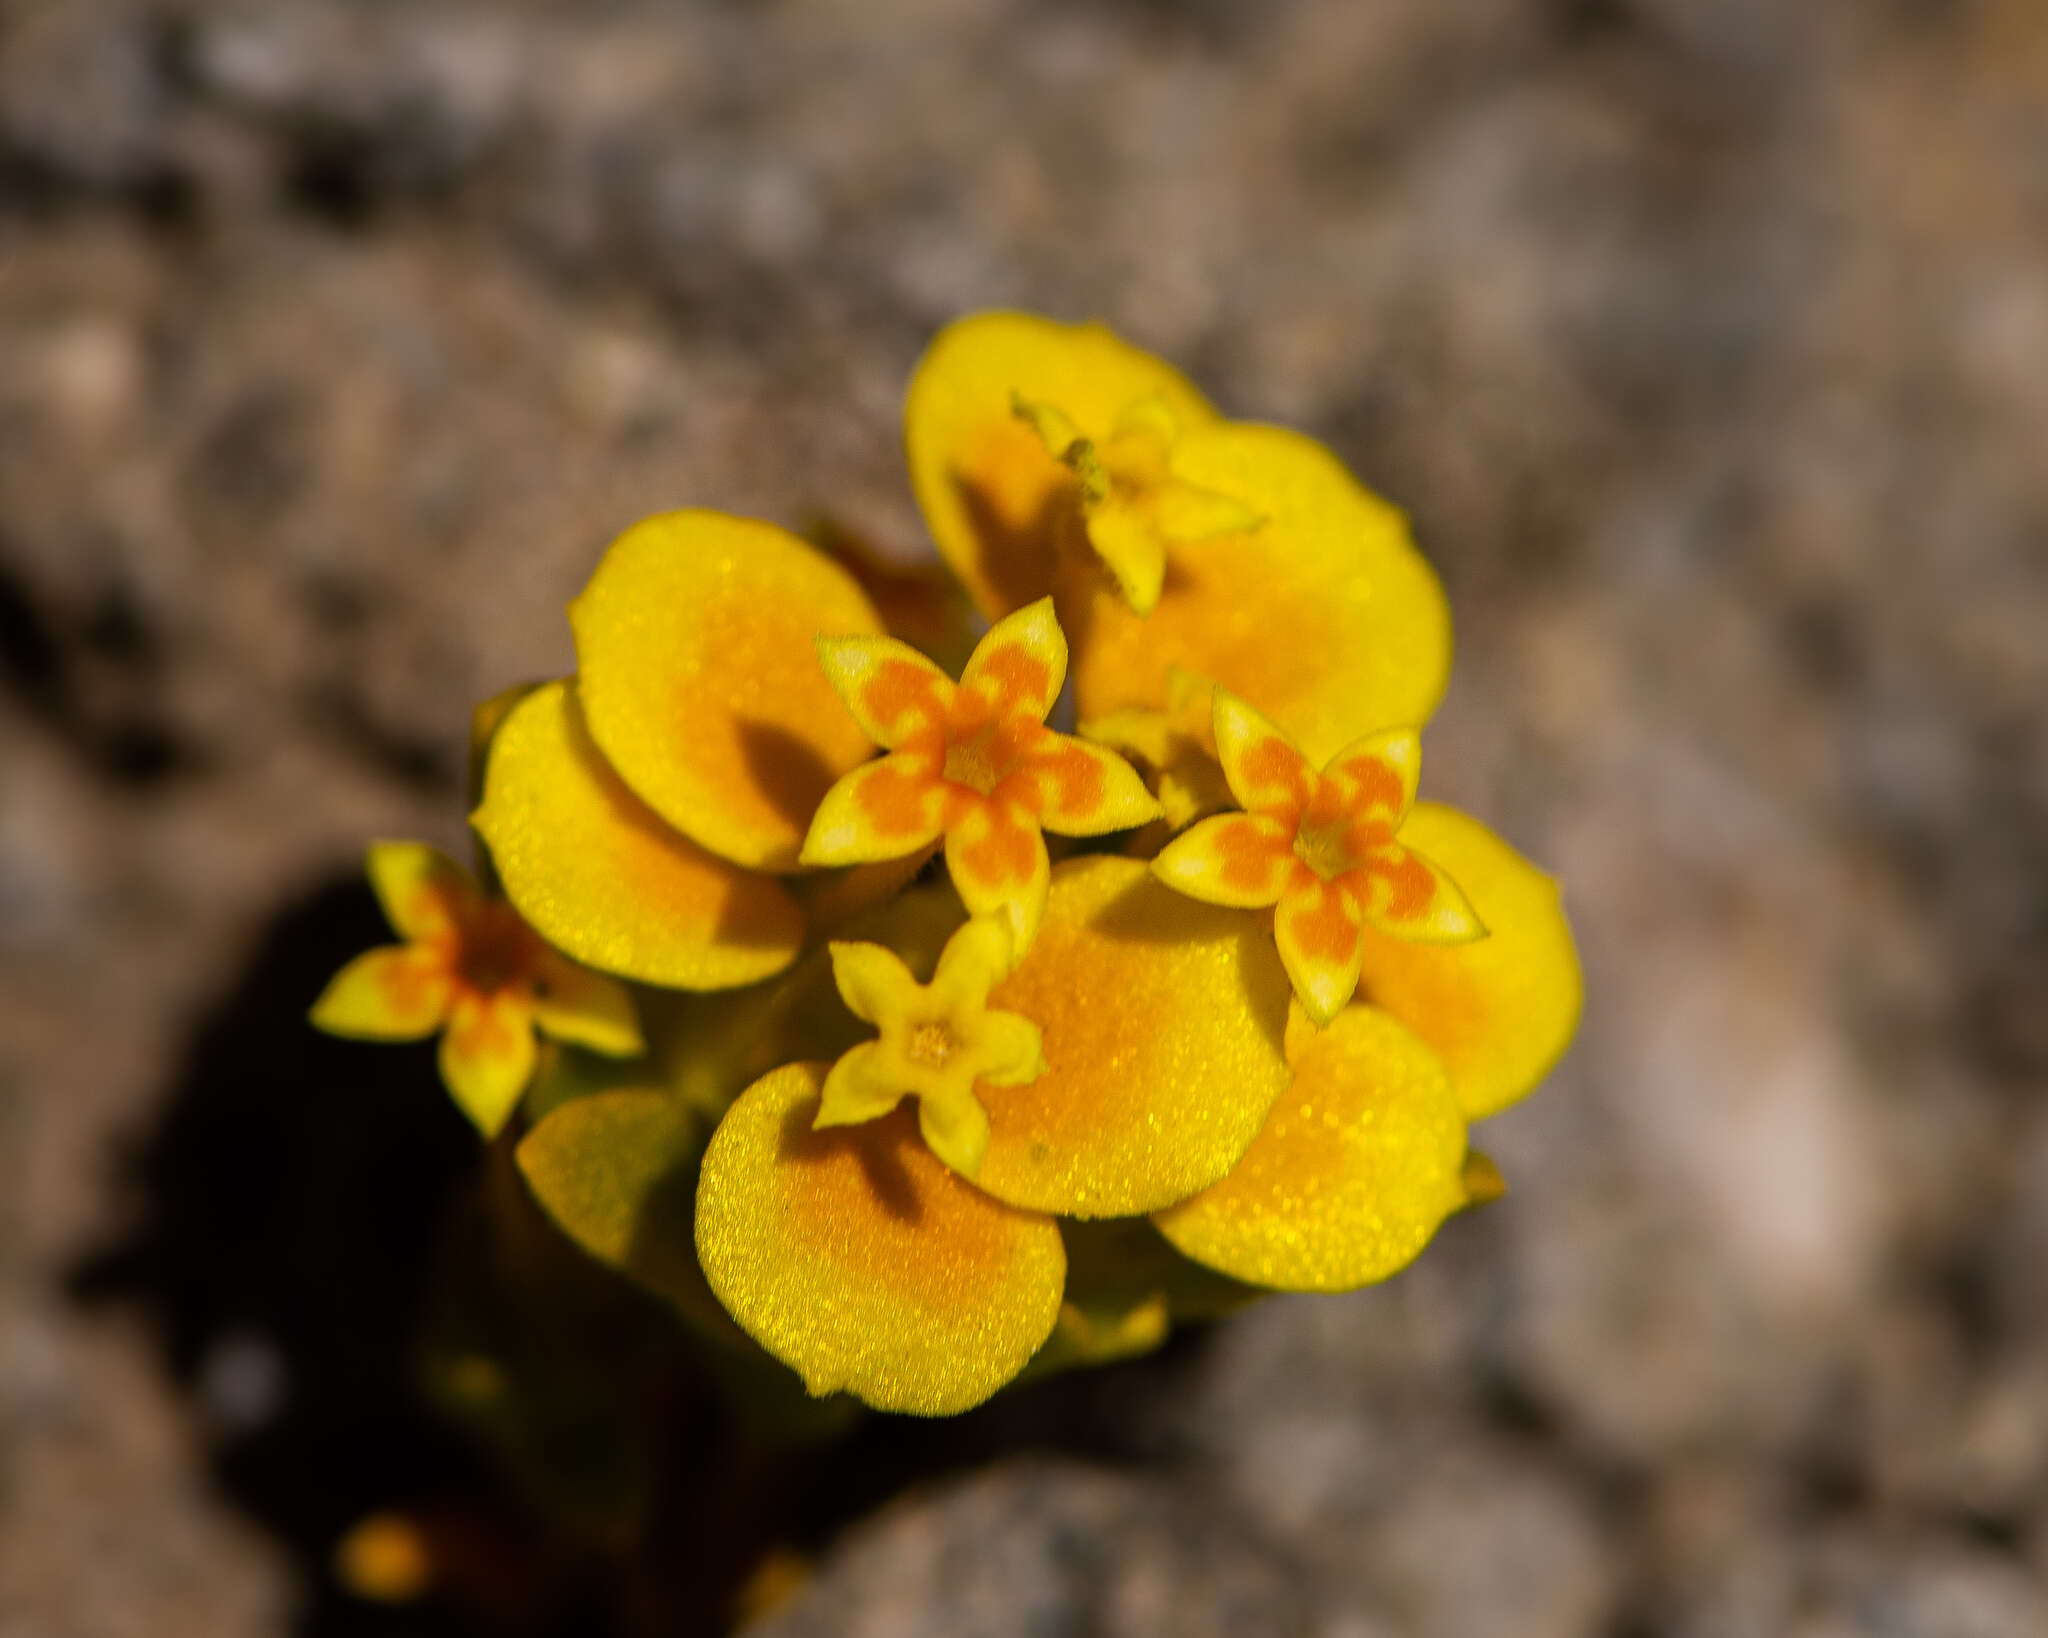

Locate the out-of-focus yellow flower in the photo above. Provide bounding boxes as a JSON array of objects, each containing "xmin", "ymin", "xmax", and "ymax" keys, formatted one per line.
[
  {"xmin": 311, "ymin": 842, "xmax": 641, "ymax": 1135},
  {"xmin": 800, "ymin": 597, "xmax": 1159, "ymax": 953},
  {"xmin": 1153, "ymin": 689, "xmax": 1484, "ymax": 1024}
]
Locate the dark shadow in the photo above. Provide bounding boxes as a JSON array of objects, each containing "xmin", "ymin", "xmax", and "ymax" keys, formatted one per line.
[
  {"xmin": 952, "ymin": 467, "xmax": 1064, "ymax": 615},
  {"xmin": 773, "ymin": 1096, "xmax": 924, "ymax": 1226},
  {"xmin": 733, "ymin": 720, "xmax": 837, "ymax": 843},
  {"xmin": 71, "ymin": 871, "xmax": 1223, "ymax": 1638}
]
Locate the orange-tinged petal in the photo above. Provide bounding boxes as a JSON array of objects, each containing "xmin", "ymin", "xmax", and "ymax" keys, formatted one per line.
[
  {"xmin": 1324, "ymin": 728, "xmax": 1421, "ymax": 826},
  {"xmin": 1070, "ymin": 423, "xmax": 1452, "ymax": 763},
  {"xmin": 1350, "ymin": 843, "xmax": 1486, "ymax": 943},
  {"xmin": 694, "ymin": 1062, "xmax": 1066, "ymax": 1416},
  {"xmin": 1012, "ymin": 734, "xmax": 1162, "ymax": 836},
  {"xmin": 814, "ymin": 635, "xmax": 955, "ymax": 750},
  {"xmin": 944, "ymin": 799, "xmax": 1051, "ymax": 954},
  {"xmin": 1274, "ymin": 879, "xmax": 1366, "ymax": 1025},
  {"xmin": 365, "ymin": 842, "xmax": 477, "ymax": 946},
  {"xmin": 976, "ymin": 856, "xmax": 1292, "ymax": 1216},
  {"xmin": 1210, "ymin": 690, "xmax": 1313, "ymax": 821},
  {"xmin": 529, "ymin": 948, "xmax": 644, "ymax": 1057},
  {"xmin": 1354, "ymin": 803, "xmax": 1582, "ymax": 1119},
  {"xmin": 571, "ymin": 511, "xmax": 886, "ymax": 870},
  {"xmin": 310, "ymin": 945, "xmax": 454, "ymax": 1040},
  {"xmin": 1151, "ymin": 813, "xmax": 1298, "ymax": 908},
  {"xmin": 906, "ymin": 312, "xmax": 1219, "ymax": 621},
  {"xmin": 1155, "ymin": 1006, "xmax": 1468, "ymax": 1292},
  {"xmin": 439, "ymin": 989, "xmax": 537, "ymax": 1137},
  {"xmin": 958, "ymin": 597, "xmax": 1067, "ymax": 722},
  {"xmin": 474, "ymin": 681, "xmax": 805, "ymax": 991},
  {"xmin": 799, "ymin": 753, "xmax": 949, "ymax": 866}
]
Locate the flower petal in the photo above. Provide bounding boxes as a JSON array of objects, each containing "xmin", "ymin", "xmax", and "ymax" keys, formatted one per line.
[
  {"xmin": 814, "ymin": 1041, "xmax": 909, "ymax": 1128},
  {"xmin": 1013, "ymin": 734, "xmax": 1162, "ymax": 836},
  {"xmin": 1351, "ymin": 844, "xmax": 1486, "ymax": 943},
  {"xmin": 439, "ymin": 990, "xmax": 538, "ymax": 1137},
  {"xmin": 1082, "ymin": 501, "xmax": 1168, "ymax": 617},
  {"xmin": 906, "ymin": 312, "xmax": 1220, "ymax": 620},
  {"xmin": 1354, "ymin": 803, "xmax": 1582, "ymax": 1119},
  {"xmin": 1274, "ymin": 879, "xmax": 1366, "ymax": 1025},
  {"xmin": 474, "ymin": 681, "xmax": 805, "ymax": 990},
  {"xmin": 814, "ymin": 635, "xmax": 955, "ymax": 750},
  {"xmin": 571, "ymin": 511, "xmax": 886, "ymax": 870},
  {"xmin": 529, "ymin": 949, "xmax": 644, "ymax": 1057},
  {"xmin": 826, "ymin": 939, "xmax": 922, "ymax": 1028},
  {"xmin": 694, "ymin": 1062, "xmax": 1067, "ymax": 1416},
  {"xmin": 916, "ymin": 1088, "xmax": 992, "ymax": 1180},
  {"xmin": 1324, "ymin": 728, "xmax": 1421, "ymax": 826},
  {"xmin": 1151, "ymin": 813, "xmax": 1297, "ymax": 908},
  {"xmin": 1154, "ymin": 1006, "xmax": 1469, "ymax": 1291},
  {"xmin": 944, "ymin": 799, "xmax": 1051, "ymax": 955},
  {"xmin": 1071, "ymin": 423, "xmax": 1452, "ymax": 764},
  {"xmin": 976, "ymin": 856, "xmax": 1293, "ymax": 1217},
  {"xmin": 1210, "ymin": 690, "xmax": 1313, "ymax": 821},
  {"xmin": 967, "ymin": 1009, "xmax": 1047, "ymax": 1088},
  {"xmin": 798, "ymin": 753, "xmax": 948, "ymax": 866},
  {"xmin": 365, "ymin": 842, "xmax": 477, "ymax": 945},
  {"xmin": 959, "ymin": 596, "xmax": 1067, "ymax": 722},
  {"xmin": 310, "ymin": 945, "xmax": 453, "ymax": 1040}
]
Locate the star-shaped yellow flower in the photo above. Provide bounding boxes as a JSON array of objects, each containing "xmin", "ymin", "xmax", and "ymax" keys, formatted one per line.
[
  {"xmin": 799, "ymin": 597, "xmax": 1161, "ymax": 954},
  {"xmin": 1152, "ymin": 691, "xmax": 1486, "ymax": 1024},
  {"xmin": 1081, "ymin": 665, "xmax": 1234, "ymax": 833},
  {"xmin": 1012, "ymin": 392, "xmax": 1262, "ymax": 615},
  {"xmin": 816, "ymin": 916, "xmax": 1047, "ymax": 1178},
  {"xmin": 311, "ymin": 841, "xmax": 642, "ymax": 1135}
]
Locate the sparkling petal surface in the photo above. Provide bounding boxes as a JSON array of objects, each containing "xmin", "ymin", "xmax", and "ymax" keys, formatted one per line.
[
  {"xmin": 1071, "ymin": 423, "xmax": 1452, "ymax": 763},
  {"xmin": 572, "ymin": 510, "xmax": 886, "ymax": 870},
  {"xmin": 906, "ymin": 312, "xmax": 1218, "ymax": 620},
  {"xmin": 310, "ymin": 945, "xmax": 453, "ymax": 1041},
  {"xmin": 1155, "ymin": 1005, "xmax": 1468, "ymax": 1291},
  {"xmin": 695, "ymin": 1062, "xmax": 1066, "ymax": 1416},
  {"xmin": 976, "ymin": 856, "xmax": 1292, "ymax": 1217},
  {"xmin": 1354, "ymin": 803, "xmax": 1582, "ymax": 1119},
  {"xmin": 438, "ymin": 989, "xmax": 537, "ymax": 1137},
  {"xmin": 474, "ymin": 681, "xmax": 805, "ymax": 990}
]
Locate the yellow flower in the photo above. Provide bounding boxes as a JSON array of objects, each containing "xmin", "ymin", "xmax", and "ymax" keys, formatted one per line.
[
  {"xmin": 1152, "ymin": 689, "xmax": 1484, "ymax": 1024},
  {"xmin": 310, "ymin": 842, "xmax": 641, "ymax": 1135},
  {"xmin": 800, "ymin": 596, "xmax": 1161, "ymax": 953},
  {"xmin": 815, "ymin": 916, "xmax": 1047, "ymax": 1178}
]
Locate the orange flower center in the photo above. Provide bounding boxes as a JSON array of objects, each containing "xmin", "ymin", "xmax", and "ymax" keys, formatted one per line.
[
  {"xmin": 458, "ymin": 902, "xmax": 539, "ymax": 996},
  {"xmin": 1292, "ymin": 815, "xmax": 1359, "ymax": 882},
  {"xmin": 909, "ymin": 1021, "xmax": 959, "ymax": 1068}
]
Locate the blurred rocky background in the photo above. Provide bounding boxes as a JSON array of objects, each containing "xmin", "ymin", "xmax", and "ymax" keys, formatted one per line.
[{"xmin": 3, "ymin": 0, "xmax": 2047, "ymax": 1633}]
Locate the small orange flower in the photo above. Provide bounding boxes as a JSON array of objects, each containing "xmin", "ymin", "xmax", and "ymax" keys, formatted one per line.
[
  {"xmin": 1152, "ymin": 690, "xmax": 1485, "ymax": 1024},
  {"xmin": 311, "ymin": 842, "xmax": 642, "ymax": 1135},
  {"xmin": 799, "ymin": 597, "xmax": 1160, "ymax": 953}
]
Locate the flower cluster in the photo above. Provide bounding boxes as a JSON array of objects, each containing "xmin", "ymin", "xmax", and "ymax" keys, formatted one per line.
[{"xmin": 314, "ymin": 312, "xmax": 1581, "ymax": 1417}]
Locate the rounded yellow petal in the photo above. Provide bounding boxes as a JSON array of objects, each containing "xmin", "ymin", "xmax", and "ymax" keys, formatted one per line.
[
  {"xmin": 695, "ymin": 1062, "xmax": 1066, "ymax": 1416},
  {"xmin": 1070, "ymin": 424, "xmax": 1452, "ymax": 763},
  {"xmin": 310, "ymin": 945, "xmax": 453, "ymax": 1040},
  {"xmin": 1155, "ymin": 1006, "xmax": 1468, "ymax": 1292},
  {"xmin": 365, "ymin": 841, "xmax": 477, "ymax": 945},
  {"xmin": 1354, "ymin": 803, "xmax": 1582, "ymax": 1120},
  {"xmin": 474, "ymin": 681, "xmax": 805, "ymax": 991},
  {"xmin": 529, "ymin": 949, "xmax": 644, "ymax": 1057},
  {"xmin": 439, "ymin": 990, "xmax": 538, "ymax": 1137},
  {"xmin": 572, "ymin": 511, "xmax": 887, "ymax": 870},
  {"xmin": 976, "ymin": 856, "xmax": 1292, "ymax": 1217},
  {"xmin": 906, "ymin": 313, "xmax": 1219, "ymax": 621}
]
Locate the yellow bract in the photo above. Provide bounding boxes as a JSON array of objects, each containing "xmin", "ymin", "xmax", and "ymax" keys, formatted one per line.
[
  {"xmin": 975, "ymin": 855, "xmax": 1293, "ymax": 1217},
  {"xmin": 572, "ymin": 511, "xmax": 887, "ymax": 871},
  {"xmin": 474, "ymin": 681, "xmax": 806, "ymax": 991},
  {"xmin": 1354, "ymin": 802, "xmax": 1583, "ymax": 1120},
  {"xmin": 906, "ymin": 312, "xmax": 1219, "ymax": 620},
  {"xmin": 1154, "ymin": 1005, "xmax": 1471, "ymax": 1292},
  {"xmin": 694, "ymin": 1061, "xmax": 1067, "ymax": 1416}
]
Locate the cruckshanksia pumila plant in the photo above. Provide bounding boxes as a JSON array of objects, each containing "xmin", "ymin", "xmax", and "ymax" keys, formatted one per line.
[{"xmin": 314, "ymin": 311, "xmax": 1581, "ymax": 1429}]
